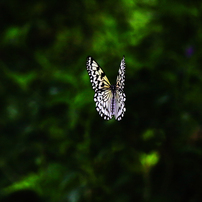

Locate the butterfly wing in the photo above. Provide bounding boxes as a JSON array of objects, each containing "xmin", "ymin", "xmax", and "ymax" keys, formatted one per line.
[
  {"xmin": 114, "ymin": 56, "xmax": 126, "ymax": 121},
  {"xmin": 94, "ymin": 89, "xmax": 113, "ymax": 120},
  {"xmin": 114, "ymin": 90, "xmax": 126, "ymax": 121},
  {"xmin": 116, "ymin": 56, "xmax": 126, "ymax": 90},
  {"xmin": 86, "ymin": 56, "xmax": 113, "ymax": 120},
  {"xmin": 86, "ymin": 56, "xmax": 111, "ymax": 92}
]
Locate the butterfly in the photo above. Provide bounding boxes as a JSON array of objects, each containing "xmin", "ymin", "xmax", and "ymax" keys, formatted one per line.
[{"xmin": 86, "ymin": 56, "xmax": 126, "ymax": 121}]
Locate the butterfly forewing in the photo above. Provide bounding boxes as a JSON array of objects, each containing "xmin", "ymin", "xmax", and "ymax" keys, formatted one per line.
[
  {"xmin": 86, "ymin": 56, "xmax": 126, "ymax": 121},
  {"xmin": 86, "ymin": 57, "xmax": 111, "ymax": 92},
  {"xmin": 116, "ymin": 57, "xmax": 126, "ymax": 90}
]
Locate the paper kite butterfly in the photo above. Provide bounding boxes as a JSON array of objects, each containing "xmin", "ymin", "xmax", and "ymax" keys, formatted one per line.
[{"xmin": 86, "ymin": 56, "xmax": 126, "ymax": 121}]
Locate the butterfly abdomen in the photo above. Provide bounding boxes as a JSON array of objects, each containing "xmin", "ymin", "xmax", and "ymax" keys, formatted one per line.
[{"xmin": 110, "ymin": 85, "xmax": 116, "ymax": 116}]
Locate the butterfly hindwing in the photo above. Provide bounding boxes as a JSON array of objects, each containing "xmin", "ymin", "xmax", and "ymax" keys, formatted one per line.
[
  {"xmin": 86, "ymin": 56, "xmax": 126, "ymax": 121},
  {"xmin": 94, "ymin": 89, "xmax": 113, "ymax": 120},
  {"xmin": 114, "ymin": 89, "xmax": 126, "ymax": 121}
]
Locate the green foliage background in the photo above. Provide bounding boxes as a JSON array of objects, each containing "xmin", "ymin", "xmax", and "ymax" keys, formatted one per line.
[{"xmin": 1, "ymin": 0, "xmax": 202, "ymax": 201}]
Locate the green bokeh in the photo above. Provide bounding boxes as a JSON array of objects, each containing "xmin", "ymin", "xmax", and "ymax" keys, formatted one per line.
[{"xmin": 1, "ymin": 0, "xmax": 202, "ymax": 201}]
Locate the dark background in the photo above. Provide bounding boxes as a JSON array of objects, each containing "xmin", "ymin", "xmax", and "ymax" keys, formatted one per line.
[{"xmin": 1, "ymin": 0, "xmax": 202, "ymax": 201}]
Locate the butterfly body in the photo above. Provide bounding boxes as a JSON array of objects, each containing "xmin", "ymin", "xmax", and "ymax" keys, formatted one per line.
[
  {"xmin": 110, "ymin": 85, "xmax": 116, "ymax": 116},
  {"xmin": 86, "ymin": 56, "xmax": 126, "ymax": 121}
]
